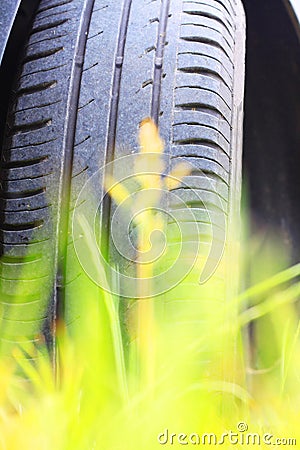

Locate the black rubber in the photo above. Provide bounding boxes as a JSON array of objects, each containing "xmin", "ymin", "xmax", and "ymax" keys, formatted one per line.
[{"xmin": 0, "ymin": 0, "xmax": 246, "ymax": 355}]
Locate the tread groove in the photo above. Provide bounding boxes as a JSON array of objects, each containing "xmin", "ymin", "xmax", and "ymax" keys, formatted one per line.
[
  {"xmin": 74, "ymin": 135, "xmax": 91, "ymax": 147},
  {"xmin": 183, "ymin": 0, "xmax": 234, "ymax": 22},
  {"xmin": 171, "ymin": 199, "xmax": 227, "ymax": 214},
  {"xmin": 14, "ymin": 100, "xmax": 61, "ymax": 114},
  {"xmin": 170, "ymin": 185, "xmax": 228, "ymax": 201},
  {"xmin": 183, "ymin": 10, "xmax": 233, "ymax": 36},
  {"xmin": 1, "ymin": 220, "xmax": 44, "ymax": 232},
  {"xmin": 36, "ymin": 7, "xmax": 76, "ymax": 22},
  {"xmin": 105, "ymin": 0, "xmax": 133, "ymax": 163},
  {"xmin": 56, "ymin": 0, "xmax": 96, "ymax": 322},
  {"xmin": 172, "ymin": 121, "xmax": 230, "ymax": 144},
  {"xmin": 180, "ymin": 35, "xmax": 231, "ymax": 60},
  {"xmin": 8, "ymin": 120, "xmax": 52, "ymax": 136},
  {"xmin": 182, "ymin": 20, "xmax": 233, "ymax": 50},
  {"xmin": 173, "ymin": 138, "xmax": 227, "ymax": 155},
  {"xmin": 1, "ymin": 188, "xmax": 46, "ymax": 200},
  {"xmin": 151, "ymin": 0, "xmax": 171, "ymax": 123},
  {"xmin": 1, "ymin": 255, "xmax": 42, "ymax": 264},
  {"xmin": 102, "ymin": 0, "xmax": 133, "ymax": 256},
  {"xmin": 2, "ymin": 205, "xmax": 51, "ymax": 214},
  {"xmin": 175, "ymin": 85, "xmax": 231, "ymax": 108},
  {"xmin": 1, "ymin": 156, "xmax": 48, "ymax": 170},
  {"xmin": 175, "ymin": 103, "xmax": 222, "ymax": 119},
  {"xmin": 178, "ymin": 66, "xmax": 231, "ymax": 90},
  {"xmin": 17, "ymin": 81, "xmax": 57, "ymax": 96},
  {"xmin": 72, "ymin": 166, "xmax": 88, "ymax": 179},
  {"xmin": 183, "ymin": 0, "xmax": 234, "ymax": 20},
  {"xmin": 177, "ymin": 49, "xmax": 233, "ymax": 72},
  {"xmin": 6, "ymin": 138, "xmax": 57, "ymax": 151},
  {"xmin": 1, "ymin": 172, "xmax": 53, "ymax": 182},
  {"xmin": 23, "ymin": 47, "xmax": 64, "ymax": 64},
  {"xmin": 20, "ymin": 64, "xmax": 67, "ymax": 80},
  {"xmin": 38, "ymin": 0, "xmax": 74, "ymax": 14},
  {"xmin": 212, "ymin": 0, "xmax": 235, "ymax": 17},
  {"xmin": 30, "ymin": 19, "xmax": 69, "ymax": 36},
  {"xmin": 87, "ymin": 30, "xmax": 104, "ymax": 40},
  {"xmin": 78, "ymin": 99, "xmax": 95, "ymax": 111},
  {"xmin": 27, "ymin": 34, "xmax": 68, "ymax": 48},
  {"xmin": 171, "ymin": 154, "xmax": 230, "ymax": 177},
  {"xmin": 83, "ymin": 62, "xmax": 99, "ymax": 72},
  {"xmin": 175, "ymin": 102, "xmax": 230, "ymax": 124}
]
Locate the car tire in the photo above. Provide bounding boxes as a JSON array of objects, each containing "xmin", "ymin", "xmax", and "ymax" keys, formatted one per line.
[{"xmin": 0, "ymin": 0, "xmax": 246, "ymax": 357}]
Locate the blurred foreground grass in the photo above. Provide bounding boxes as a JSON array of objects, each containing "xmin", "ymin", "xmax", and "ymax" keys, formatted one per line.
[{"xmin": 0, "ymin": 121, "xmax": 300, "ymax": 448}]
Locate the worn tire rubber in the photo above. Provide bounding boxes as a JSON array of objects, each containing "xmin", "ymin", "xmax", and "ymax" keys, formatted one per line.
[{"xmin": 0, "ymin": 0, "xmax": 246, "ymax": 356}]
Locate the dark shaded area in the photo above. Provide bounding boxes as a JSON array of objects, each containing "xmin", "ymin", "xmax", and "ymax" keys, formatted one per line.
[
  {"xmin": 242, "ymin": 0, "xmax": 300, "ymax": 265},
  {"xmin": 242, "ymin": 0, "xmax": 300, "ymax": 376},
  {"xmin": 0, "ymin": 0, "xmax": 39, "ymax": 151}
]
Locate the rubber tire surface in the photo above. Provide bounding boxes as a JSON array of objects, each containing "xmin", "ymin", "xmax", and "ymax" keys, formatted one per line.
[{"xmin": 0, "ymin": 0, "xmax": 246, "ymax": 354}]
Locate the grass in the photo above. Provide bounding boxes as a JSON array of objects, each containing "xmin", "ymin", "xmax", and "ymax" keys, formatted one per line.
[{"xmin": 0, "ymin": 120, "xmax": 300, "ymax": 448}]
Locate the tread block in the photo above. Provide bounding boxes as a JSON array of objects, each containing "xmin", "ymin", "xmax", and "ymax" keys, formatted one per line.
[
  {"xmin": 178, "ymin": 39, "xmax": 234, "ymax": 76},
  {"xmin": 182, "ymin": 1, "xmax": 234, "ymax": 31},
  {"xmin": 175, "ymin": 71, "xmax": 232, "ymax": 107},
  {"xmin": 170, "ymin": 155, "xmax": 229, "ymax": 183},
  {"xmin": 180, "ymin": 24, "xmax": 234, "ymax": 61},
  {"xmin": 177, "ymin": 52, "xmax": 232, "ymax": 89},
  {"xmin": 174, "ymin": 86, "xmax": 231, "ymax": 123},
  {"xmin": 170, "ymin": 174, "xmax": 229, "ymax": 199},
  {"xmin": 1, "ymin": 300, "xmax": 48, "ymax": 321},
  {"xmin": 181, "ymin": 12, "xmax": 234, "ymax": 47},
  {"xmin": 173, "ymin": 109, "xmax": 231, "ymax": 143},
  {"xmin": 172, "ymin": 123, "xmax": 230, "ymax": 155},
  {"xmin": 168, "ymin": 188, "xmax": 228, "ymax": 213}
]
